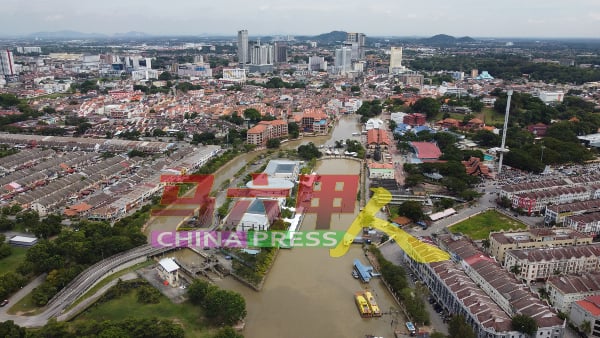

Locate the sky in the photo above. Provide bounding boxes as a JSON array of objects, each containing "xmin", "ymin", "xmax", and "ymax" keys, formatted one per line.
[{"xmin": 2, "ymin": 0, "xmax": 600, "ymax": 38}]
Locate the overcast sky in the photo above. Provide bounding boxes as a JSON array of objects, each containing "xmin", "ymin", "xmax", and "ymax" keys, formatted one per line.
[{"xmin": 2, "ymin": 0, "xmax": 600, "ymax": 38}]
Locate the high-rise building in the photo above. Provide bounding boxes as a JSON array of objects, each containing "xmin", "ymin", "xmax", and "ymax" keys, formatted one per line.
[
  {"xmin": 249, "ymin": 39, "xmax": 274, "ymax": 73},
  {"xmin": 0, "ymin": 49, "xmax": 15, "ymax": 77},
  {"xmin": 334, "ymin": 47, "xmax": 352, "ymax": 75},
  {"xmin": 346, "ymin": 32, "xmax": 366, "ymax": 59},
  {"xmin": 308, "ymin": 56, "xmax": 327, "ymax": 71},
  {"xmin": 250, "ymin": 39, "xmax": 274, "ymax": 65},
  {"xmin": 389, "ymin": 47, "xmax": 403, "ymax": 73},
  {"xmin": 237, "ymin": 30, "xmax": 249, "ymax": 68},
  {"xmin": 274, "ymin": 42, "xmax": 288, "ymax": 64}
]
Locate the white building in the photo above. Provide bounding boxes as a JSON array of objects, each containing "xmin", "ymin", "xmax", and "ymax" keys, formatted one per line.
[
  {"xmin": 131, "ymin": 69, "xmax": 159, "ymax": 81},
  {"xmin": 250, "ymin": 40, "xmax": 274, "ymax": 66},
  {"xmin": 569, "ymin": 296, "xmax": 600, "ymax": 338},
  {"xmin": 334, "ymin": 47, "xmax": 352, "ymax": 75},
  {"xmin": 157, "ymin": 258, "xmax": 180, "ymax": 287},
  {"xmin": 389, "ymin": 47, "xmax": 404, "ymax": 73},
  {"xmin": 547, "ymin": 273, "xmax": 600, "ymax": 314},
  {"xmin": 537, "ymin": 91, "xmax": 565, "ymax": 104},
  {"xmin": 0, "ymin": 49, "xmax": 15, "ymax": 76},
  {"xmin": 16, "ymin": 46, "xmax": 42, "ymax": 54},
  {"xmin": 504, "ymin": 243, "xmax": 600, "ymax": 283},
  {"xmin": 222, "ymin": 68, "xmax": 247, "ymax": 83},
  {"xmin": 237, "ymin": 29, "xmax": 249, "ymax": 67},
  {"xmin": 308, "ymin": 56, "xmax": 327, "ymax": 71}
]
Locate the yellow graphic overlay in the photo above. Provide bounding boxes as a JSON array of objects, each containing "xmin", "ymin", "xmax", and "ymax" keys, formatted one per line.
[{"xmin": 330, "ymin": 187, "xmax": 450, "ymax": 263}]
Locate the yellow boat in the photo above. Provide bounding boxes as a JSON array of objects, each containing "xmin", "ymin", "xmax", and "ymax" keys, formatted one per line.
[
  {"xmin": 355, "ymin": 292, "xmax": 372, "ymax": 317},
  {"xmin": 363, "ymin": 291, "xmax": 382, "ymax": 317}
]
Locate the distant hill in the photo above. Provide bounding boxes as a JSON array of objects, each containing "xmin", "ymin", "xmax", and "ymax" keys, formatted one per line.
[
  {"xmin": 421, "ymin": 34, "xmax": 476, "ymax": 44},
  {"xmin": 310, "ymin": 31, "xmax": 348, "ymax": 43}
]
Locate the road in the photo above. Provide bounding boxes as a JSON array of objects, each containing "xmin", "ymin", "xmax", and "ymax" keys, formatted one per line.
[
  {"xmin": 0, "ymin": 244, "xmax": 169, "ymax": 327},
  {"xmin": 379, "ymin": 241, "xmax": 448, "ymax": 335}
]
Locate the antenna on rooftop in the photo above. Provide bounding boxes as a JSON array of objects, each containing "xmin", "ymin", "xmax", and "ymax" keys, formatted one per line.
[{"xmin": 497, "ymin": 89, "xmax": 513, "ymax": 176}]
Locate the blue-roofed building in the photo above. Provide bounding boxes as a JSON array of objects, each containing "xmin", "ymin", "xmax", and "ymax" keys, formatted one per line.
[
  {"xmin": 476, "ymin": 71, "xmax": 494, "ymax": 80},
  {"xmin": 353, "ymin": 259, "xmax": 374, "ymax": 283},
  {"xmin": 394, "ymin": 123, "xmax": 411, "ymax": 135},
  {"xmin": 412, "ymin": 125, "xmax": 435, "ymax": 135}
]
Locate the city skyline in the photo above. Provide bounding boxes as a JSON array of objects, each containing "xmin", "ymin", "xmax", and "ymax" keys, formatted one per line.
[{"xmin": 1, "ymin": 0, "xmax": 600, "ymax": 39}]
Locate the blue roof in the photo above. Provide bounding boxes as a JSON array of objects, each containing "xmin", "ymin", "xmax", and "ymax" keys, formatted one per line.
[{"xmin": 353, "ymin": 259, "xmax": 374, "ymax": 282}]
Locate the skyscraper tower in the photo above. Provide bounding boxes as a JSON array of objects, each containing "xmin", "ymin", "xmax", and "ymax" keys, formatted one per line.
[
  {"xmin": 0, "ymin": 49, "xmax": 15, "ymax": 76},
  {"xmin": 389, "ymin": 47, "xmax": 403, "ymax": 74},
  {"xmin": 346, "ymin": 33, "xmax": 366, "ymax": 59},
  {"xmin": 237, "ymin": 30, "xmax": 249, "ymax": 68}
]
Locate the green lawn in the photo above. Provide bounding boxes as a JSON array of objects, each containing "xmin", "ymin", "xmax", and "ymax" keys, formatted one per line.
[
  {"xmin": 448, "ymin": 210, "xmax": 527, "ymax": 240},
  {"xmin": 66, "ymin": 260, "xmax": 154, "ymax": 311},
  {"xmin": 0, "ymin": 246, "xmax": 28, "ymax": 274},
  {"xmin": 7, "ymin": 290, "xmax": 43, "ymax": 316},
  {"xmin": 482, "ymin": 107, "xmax": 505, "ymax": 125},
  {"xmin": 74, "ymin": 283, "xmax": 213, "ymax": 338}
]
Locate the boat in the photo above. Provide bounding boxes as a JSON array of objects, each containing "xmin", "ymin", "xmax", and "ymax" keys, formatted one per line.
[
  {"xmin": 363, "ymin": 291, "xmax": 382, "ymax": 317},
  {"xmin": 355, "ymin": 292, "xmax": 372, "ymax": 318}
]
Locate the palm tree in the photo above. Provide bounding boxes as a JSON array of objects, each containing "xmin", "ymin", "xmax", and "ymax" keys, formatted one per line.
[
  {"xmin": 510, "ymin": 264, "xmax": 521, "ymax": 275},
  {"xmin": 581, "ymin": 320, "xmax": 591, "ymax": 336},
  {"xmin": 481, "ymin": 239, "xmax": 491, "ymax": 252}
]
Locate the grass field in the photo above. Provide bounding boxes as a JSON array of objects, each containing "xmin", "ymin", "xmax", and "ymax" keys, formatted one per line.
[
  {"xmin": 0, "ymin": 246, "xmax": 27, "ymax": 274},
  {"xmin": 448, "ymin": 210, "xmax": 527, "ymax": 240},
  {"xmin": 74, "ymin": 283, "xmax": 212, "ymax": 338},
  {"xmin": 7, "ymin": 290, "xmax": 44, "ymax": 316},
  {"xmin": 66, "ymin": 260, "xmax": 154, "ymax": 311},
  {"xmin": 481, "ymin": 107, "xmax": 505, "ymax": 126}
]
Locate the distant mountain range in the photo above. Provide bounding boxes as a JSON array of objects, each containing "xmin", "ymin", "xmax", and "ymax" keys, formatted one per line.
[
  {"xmin": 25, "ymin": 30, "xmax": 151, "ymax": 39},
  {"xmin": 303, "ymin": 31, "xmax": 476, "ymax": 45},
  {"xmin": 13, "ymin": 30, "xmax": 476, "ymax": 44}
]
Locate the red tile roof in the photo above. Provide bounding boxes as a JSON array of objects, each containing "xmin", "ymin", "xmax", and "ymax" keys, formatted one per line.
[
  {"xmin": 576, "ymin": 295, "xmax": 600, "ymax": 316},
  {"xmin": 410, "ymin": 142, "xmax": 442, "ymax": 159}
]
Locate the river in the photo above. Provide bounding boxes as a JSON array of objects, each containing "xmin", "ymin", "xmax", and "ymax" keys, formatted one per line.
[
  {"xmin": 147, "ymin": 115, "xmax": 407, "ymax": 336},
  {"xmin": 215, "ymin": 158, "xmax": 406, "ymax": 338}
]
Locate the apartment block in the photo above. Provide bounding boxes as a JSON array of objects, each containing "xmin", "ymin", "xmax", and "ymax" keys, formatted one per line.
[
  {"xmin": 504, "ymin": 244, "xmax": 600, "ymax": 283},
  {"xmin": 564, "ymin": 211, "xmax": 600, "ymax": 235},
  {"xmin": 246, "ymin": 120, "xmax": 288, "ymax": 146},
  {"xmin": 402, "ymin": 234, "xmax": 565, "ymax": 338},
  {"xmin": 545, "ymin": 199, "xmax": 600, "ymax": 225},
  {"xmin": 569, "ymin": 296, "xmax": 600, "ymax": 338},
  {"xmin": 547, "ymin": 273, "xmax": 600, "ymax": 313},
  {"xmin": 488, "ymin": 228, "xmax": 593, "ymax": 264}
]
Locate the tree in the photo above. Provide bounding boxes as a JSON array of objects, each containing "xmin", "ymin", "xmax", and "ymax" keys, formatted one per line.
[
  {"xmin": 137, "ymin": 285, "xmax": 160, "ymax": 304},
  {"xmin": 0, "ymin": 321, "xmax": 25, "ymax": 338},
  {"xmin": 243, "ymin": 108, "xmax": 261, "ymax": 123},
  {"xmin": 297, "ymin": 142, "xmax": 322, "ymax": 160},
  {"xmin": 580, "ymin": 320, "xmax": 592, "ymax": 336},
  {"xmin": 288, "ymin": 122, "xmax": 300, "ymax": 139},
  {"xmin": 448, "ymin": 315, "xmax": 476, "ymax": 338},
  {"xmin": 213, "ymin": 327, "xmax": 244, "ymax": 338},
  {"xmin": 204, "ymin": 288, "xmax": 247, "ymax": 325},
  {"xmin": 266, "ymin": 138, "xmax": 281, "ymax": 149},
  {"xmin": 510, "ymin": 265, "xmax": 522, "ymax": 275},
  {"xmin": 396, "ymin": 201, "xmax": 425, "ymax": 222},
  {"xmin": 410, "ymin": 97, "xmax": 441, "ymax": 119},
  {"xmin": 188, "ymin": 279, "xmax": 214, "ymax": 305},
  {"xmin": 158, "ymin": 71, "xmax": 173, "ymax": 81},
  {"xmin": 511, "ymin": 314, "xmax": 538, "ymax": 336}
]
